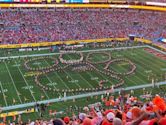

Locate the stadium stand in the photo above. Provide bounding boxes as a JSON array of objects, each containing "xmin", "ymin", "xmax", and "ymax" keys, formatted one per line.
[
  {"xmin": 0, "ymin": 3, "xmax": 166, "ymax": 125},
  {"xmin": 0, "ymin": 9, "xmax": 166, "ymax": 49},
  {"xmin": 0, "ymin": 94, "xmax": 166, "ymax": 125}
]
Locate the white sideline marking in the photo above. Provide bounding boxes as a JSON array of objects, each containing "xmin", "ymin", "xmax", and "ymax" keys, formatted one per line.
[
  {"xmin": 15, "ymin": 61, "xmax": 37, "ymax": 102},
  {"xmin": 0, "ymin": 45, "xmax": 149, "ymax": 59},
  {"xmin": 2, "ymin": 81, "xmax": 166, "ymax": 111},
  {"xmin": 161, "ymin": 68, "xmax": 166, "ymax": 71},
  {"xmin": 148, "ymin": 46, "xmax": 166, "ymax": 55}
]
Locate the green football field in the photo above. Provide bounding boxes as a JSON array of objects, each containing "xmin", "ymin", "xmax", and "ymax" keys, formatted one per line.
[{"xmin": 0, "ymin": 45, "xmax": 166, "ymax": 109}]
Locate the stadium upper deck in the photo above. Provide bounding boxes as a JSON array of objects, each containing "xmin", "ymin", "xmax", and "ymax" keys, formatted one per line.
[{"xmin": 0, "ymin": 9, "xmax": 166, "ymax": 47}]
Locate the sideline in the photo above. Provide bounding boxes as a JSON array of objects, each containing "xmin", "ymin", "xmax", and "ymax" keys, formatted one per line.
[
  {"xmin": 0, "ymin": 45, "xmax": 148, "ymax": 59},
  {"xmin": 148, "ymin": 46, "xmax": 166, "ymax": 55},
  {"xmin": 0, "ymin": 45, "xmax": 165, "ymax": 60},
  {"xmin": 2, "ymin": 81, "xmax": 166, "ymax": 111}
]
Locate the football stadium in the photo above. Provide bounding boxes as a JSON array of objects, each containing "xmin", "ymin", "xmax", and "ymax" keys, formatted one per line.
[{"xmin": 0, "ymin": 0, "xmax": 166, "ymax": 125}]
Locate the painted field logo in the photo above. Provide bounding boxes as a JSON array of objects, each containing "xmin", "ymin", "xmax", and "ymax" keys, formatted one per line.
[
  {"xmin": 32, "ymin": 62, "xmax": 42, "ymax": 65},
  {"xmin": 0, "ymin": 89, "xmax": 8, "ymax": 93},
  {"xmin": 22, "ymin": 86, "xmax": 34, "ymax": 90},
  {"xmin": 144, "ymin": 70, "xmax": 152, "ymax": 73},
  {"xmin": 91, "ymin": 77, "xmax": 99, "ymax": 80},
  {"xmin": 69, "ymin": 80, "xmax": 79, "ymax": 83},
  {"xmin": 13, "ymin": 64, "xmax": 21, "ymax": 67},
  {"xmin": 47, "ymin": 83, "xmax": 57, "ymax": 86}
]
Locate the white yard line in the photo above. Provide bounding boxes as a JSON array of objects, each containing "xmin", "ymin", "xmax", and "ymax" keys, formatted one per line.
[
  {"xmin": 40, "ymin": 86, "xmax": 50, "ymax": 100},
  {"xmin": 110, "ymin": 65, "xmax": 138, "ymax": 86},
  {"xmin": 66, "ymin": 55, "xmax": 93, "ymax": 88},
  {"xmin": 78, "ymin": 73, "xmax": 94, "ymax": 88},
  {"xmin": 129, "ymin": 50, "xmax": 164, "ymax": 80},
  {"xmin": 54, "ymin": 70, "xmax": 76, "ymax": 96},
  {"xmin": 94, "ymin": 54, "xmax": 140, "ymax": 85},
  {"xmin": 4, "ymin": 62, "xmax": 22, "ymax": 104},
  {"xmin": 137, "ymin": 50, "xmax": 166, "ymax": 70},
  {"xmin": 87, "ymin": 72, "xmax": 99, "ymax": 81},
  {"xmin": 62, "ymin": 67, "xmax": 82, "ymax": 88},
  {"xmin": 94, "ymin": 55, "xmax": 127, "ymax": 85},
  {"xmin": 0, "ymin": 81, "xmax": 8, "ymax": 106},
  {"xmin": 106, "ymin": 52, "xmax": 145, "ymax": 85},
  {"xmin": 45, "ymin": 73, "xmax": 62, "ymax": 97},
  {"xmin": 43, "ymin": 59, "xmax": 75, "ymax": 96},
  {"xmin": 15, "ymin": 61, "xmax": 37, "ymax": 102},
  {"xmin": 35, "ymin": 62, "xmax": 50, "ymax": 100}
]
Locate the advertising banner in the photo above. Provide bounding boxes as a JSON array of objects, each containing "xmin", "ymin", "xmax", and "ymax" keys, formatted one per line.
[
  {"xmin": 89, "ymin": 0, "xmax": 107, "ymax": 3},
  {"xmin": 66, "ymin": 0, "xmax": 83, "ymax": 3},
  {"xmin": 0, "ymin": 0, "xmax": 13, "ymax": 2}
]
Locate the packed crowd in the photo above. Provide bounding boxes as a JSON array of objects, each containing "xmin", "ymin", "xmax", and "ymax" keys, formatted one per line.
[
  {"xmin": 1, "ymin": 94, "xmax": 166, "ymax": 125},
  {"xmin": 0, "ymin": 9, "xmax": 166, "ymax": 125},
  {"xmin": 0, "ymin": 9, "xmax": 166, "ymax": 48}
]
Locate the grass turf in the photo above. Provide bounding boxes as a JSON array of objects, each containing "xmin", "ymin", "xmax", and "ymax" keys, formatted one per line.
[{"xmin": 0, "ymin": 46, "xmax": 166, "ymax": 108}]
